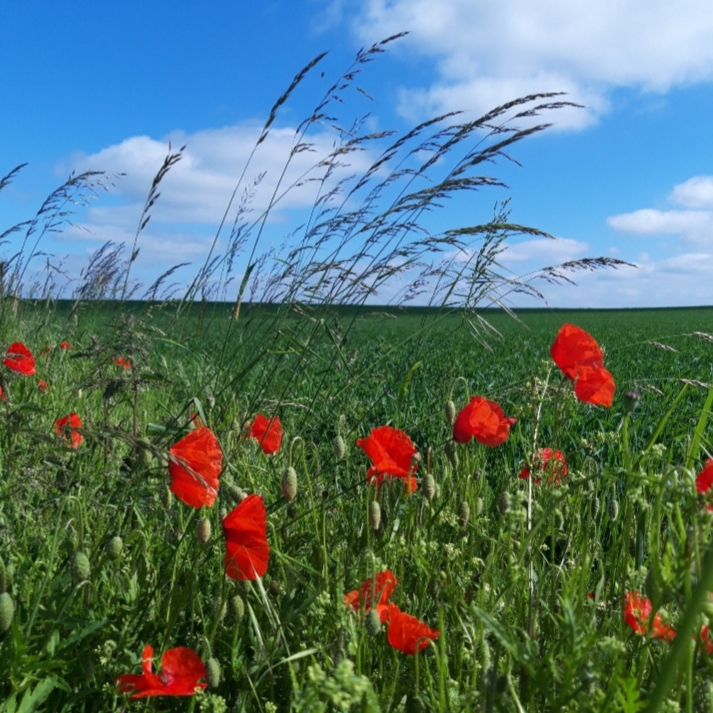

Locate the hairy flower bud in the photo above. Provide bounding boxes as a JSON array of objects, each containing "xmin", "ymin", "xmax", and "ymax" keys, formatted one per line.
[
  {"xmin": 70, "ymin": 551, "xmax": 91, "ymax": 584},
  {"xmin": 368, "ymin": 500, "xmax": 381, "ymax": 531},
  {"xmin": 444, "ymin": 440, "xmax": 459, "ymax": 469},
  {"xmin": 624, "ymin": 388, "xmax": 642, "ymax": 415},
  {"xmin": 365, "ymin": 609, "xmax": 382, "ymax": 636},
  {"xmin": 0, "ymin": 592, "xmax": 14, "ymax": 632},
  {"xmin": 497, "ymin": 492, "xmax": 511, "ymax": 517},
  {"xmin": 206, "ymin": 657, "xmax": 221, "ymax": 688},
  {"xmin": 282, "ymin": 467, "xmax": 298, "ymax": 501},
  {"xmin": 227, "ymin": 594, "xmax": 245, "ymax": 623},
  {"xmin": 458, "ymin": 501, "xmax": 471, "ymax": 528},
  {"xmin": 445, "ymin": 399, "xmax": 457, "ymax": 425},
  {"xmin": 608, "ymin": 498, "xmax": 620, "ymax": 522},
  {"xmin": 105, "ymin": 536, "xmax": 123, "ymax": 560},
  {"xmin": 228, "ymin": 485, "xmax": 247, "ymax": 504},
  {"xmin": 197, "ymin": 518, "xmax": 212, "ymax": 544},
  {"xmin": 332, "ymin": 435, "xmax": 346, "ymax": 461},
  {"xmin": 475, "ymin": 497, "xmax": 484, "ymax": 516},
  {"xmin": 422, "ymin": 473, "xmax": 437, "ymax": 501}
]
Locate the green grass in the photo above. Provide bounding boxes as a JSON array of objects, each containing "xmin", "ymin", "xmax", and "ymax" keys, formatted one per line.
[{"xmin": 2, "ymin": 302, "xmax": 713, "ymax": 711}]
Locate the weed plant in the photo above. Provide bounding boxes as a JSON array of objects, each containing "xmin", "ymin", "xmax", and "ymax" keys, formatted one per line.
[{"xmin": 1, "ymin": 35, "xmax": 712, "ymax": 713}]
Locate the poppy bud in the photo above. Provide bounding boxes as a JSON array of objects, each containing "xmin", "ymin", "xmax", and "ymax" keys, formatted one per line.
[
  {"xmin": 369, "ymin": 501, "xmax": 381, "ymax": 531},
  {"xmin": 228, "ymin": 485, "xmax": 247, "ymax": 504},
  {"xmin": 497, "ymin": 492, "xmax": 511, "ymax": 517},
  {"xmin": 444, "ymin": 440, "xmax": 459, "ymax": 469},
  {"xmin": 423, "ymin": 473, "xmax": 437, "ymax": 501},
  {"xmin": 105, "ymin": 536, "xmax": 123, "ymax": 560},
  {"xmin": 458, "ymin": 501, "xmax": 471, "ymax": 528},
  {"xmin": 365, "ymin": 608, "xmax": 382, "ymax": 636},
  {"xmin": 608, "ymin": 498, "xmax": 619, "ymax": 522},
  {"xmin": 445, "ymin": 399, "xmax": 457, "ymax": 425},
  {"xmin": 206, "ymin": 657, "xmax": 221, "ymax": 688},
  {"xmin": 475, "ymin": 497, "xmax": 484, "ymax": 516},
  {"xmin": 591, "ymin": 497, "xmax": 600, "ymax": 518},
  {"xmin": 227, "ymin": 594, "xmax": 245, "ymax": 623},
  {"xmin": 0, "ymin": 592, "xmax": 15, "ymax": 632},
  {"xmin": 287, "ymin": 503, "xmax": 298, "ymax": 520},
  {"xmin": 163, "ymin": 486, "xmax": 174, "ymax": 509},
  {"xmin": 70, "ymin": 552, "xmax": 90, "ymax": 584},
  {"xmin": 333, "ymin": 435, "xmax": 346, "ymax": 461},
  {"xmin": 624, "ymin": 388, "xmax": 642, "ymax": 415},
  {"xmin": 269, "ymin": 580, "xmax": 280, "ymax": 598},
  {"xmin": 282, "ymin": 467, "xmax": 298, "ymax": 501},
  {"xmin": 197, "ymin": 518, "xmax": 212, "ymax": 544},
  {"xmin": 0, "ymin": 558, "xmax": 10, "ymax": 594},
  {"xmin": 214, "ymin": 597, "xmax": 226, "ymax": 621}
]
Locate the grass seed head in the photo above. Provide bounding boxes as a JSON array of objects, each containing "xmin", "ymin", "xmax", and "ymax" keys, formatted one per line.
[
  {"xmin": 369, "ymin": 501, "xmax": 381, "ymax": 531},
  {"xmin": 0, "ymin": 593, "xmax": 15, "ymax": 632},
  {"xmin": 105, "ymin": 536, "xmax": 123, "ymax": 560},
  {"xmin": 282, "ymin": 467, "xmax": 298, "ymax": 501},
  {"xmin": 423, "ymin": 473, "xmax": 437, "ymax": 501},
  {"xmin": 70, "ymin": 552, "xmax": 91, "ymax": 584},
  {"xmin": 197, "ymin": 517, "xmax": 212, "ymax": 544}
]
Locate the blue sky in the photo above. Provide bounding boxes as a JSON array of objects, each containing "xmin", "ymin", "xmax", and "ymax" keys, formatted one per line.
[{"xmin": 2, "ymin": 0, "xmax": 713, "ymax": 307}]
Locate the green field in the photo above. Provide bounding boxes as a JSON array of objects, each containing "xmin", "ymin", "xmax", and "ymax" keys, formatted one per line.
[{"xmin": 2, "ymin": 301, "xmax": 713, "ymax": 711}]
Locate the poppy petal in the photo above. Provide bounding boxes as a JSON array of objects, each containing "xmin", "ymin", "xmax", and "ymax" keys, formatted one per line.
[
  {"xmin": 453, "ymin": 396, "xmax": 515, "ymax": 447},
  {"xmin": 222, "ymin": 494, "xmax": 270, "ymax": 580},
  {"xmin": 386, "ymin": 604, "xmax": 440, "ymax": 655},
  {"xmin": 169, "ymin": 427, "xmax": 222, "ymax": 508}
]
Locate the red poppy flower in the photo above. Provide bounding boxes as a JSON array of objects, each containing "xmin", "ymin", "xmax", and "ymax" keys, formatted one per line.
[
  {"xmin": 222, "ymin": 493, "xmax": 270, "ymax": 580},
  {"xmin": 0, "ymin": 386, "xmax": 6, "ymax": 402},
  {"xmin": 55, "ymin": 413, "xmax": 84, "ymax": 449},
  {"xmin": 550, "ymin": 324, "xmax": 615, "ymax": 408},
  {"xmin": 624, "ymin": 591, "xmax": 675, "ymax": 640},
  {"xmin": 168, "ymin": 427, "xmax": 222, "ymax": 508},
  {"xmin": 453, "ymin": 396, "xmax": 516, "ymax": 448},
  {"xmin": 344, "ymin": 570, "xmax": 398, "ymax": 623},
  {"xmin": 695, "ymin": 459, "xmax": 713, "ymax": 512},
  {"xmin": 519, "ymin": 448, "xmax": 568, "ymax": 486},
  {"xmin": 386, "ymin": 604, "xmax": 440, "ymax": 655},
  {"xmin": 114, "ymin": 356, "xmax": 132, "ymax": 369},
  {"xmin": 60, "ymin": 341, "xmax": 71, "ymax": 350},
  {"xmin": 247, "ymin": 414, "xmax": 283, "ymax": 455},
  {"xmin": 116, "ymin": 644, "xmax": 207, "ymax": 698},
  {"xmin": 699, "ymin": 625, "xmax": 713, "ymax": 655},
  {"xmin": 37, "ymin": 380, "xmax": 48, "ymax": 393},
  {"xmin": 4, "ymin": 342, "xmax": 36, "ymax": 376},
  {"xmin": 356, "ymin": 425, "xmax": 419, "ymax": 492}
]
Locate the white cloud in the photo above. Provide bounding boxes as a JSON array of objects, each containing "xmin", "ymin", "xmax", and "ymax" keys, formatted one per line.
[
  {"xmin": 670, "ymin": 175, "xmax": 713, "ymax": 208},
  {"xmin": 607, "ymin": 209, "xmax": 713, "ymax": 235},
  {"xmin": 350, "ymin": 0, "xmax": 713, "ymax": 127},
  {"xmin": 499, "ymin": 237, "xmax": 588, "ymax": 265}
]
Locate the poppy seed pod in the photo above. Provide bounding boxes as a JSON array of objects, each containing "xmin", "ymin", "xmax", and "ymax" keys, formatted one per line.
[
  {"xmin": 105, "ymin": 536, "xmax": 123, "ymax": 560},
  {"xmin": 227, "ymin": 594, "xmax": 245, "ymax": 623},
  {"xmin": 458, "ymin": 501, "xmax": 471, "ymax": 528},
  {"xmin": 282, "ymin": 467, "xmax": 298, "ymax": 501},
  {"xmin": 445, "ymin": 399, "xmax": 457, "ymax": 425},
  {"xmin": 0, "ymin": 592, "xmax": 14, "ymax": 632},
  {"xmin": 369, "ymin": 501, "xmax": 381, "ymax": 531},
  {"xmin": 206, "ymin": 657, "xmax": 221, "ymax": 688},
  {"xmin": 624, "ymin": 388, "xmax": 642, "ymax": 415},
  {"xmin": 333, "ymin": 434, "xmax": 346, "ymax": 460},
  {"xmin": 70, "ymin": 552, "xmax": 91, "ymax": 584},
  {"xmin": 608, "ymin": 498, "xmax": 620, "ymax": 522},
  {"xmin": 365, "ymin": 608, "xmax": 382, "ymax": 636},
  {"xmin": 423, "ymin": 473, "xmax": 437, "ymax": 501},
  {"xmin": 497, "ymin": 492, "xmax": 511, "ymax": 517},
  {"xmin": 197, "ymin": 517, "xmax": 212, "ymax": 544}
]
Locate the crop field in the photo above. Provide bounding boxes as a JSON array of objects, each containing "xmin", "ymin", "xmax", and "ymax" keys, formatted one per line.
[{"xmin": 2, "ymin": 301, "xmax": 713, "ymax": 712}]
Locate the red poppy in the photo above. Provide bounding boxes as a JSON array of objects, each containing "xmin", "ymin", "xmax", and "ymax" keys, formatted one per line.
[
  {"xmin": 60, "ymin": 341, "xmax": 71, "ymax": 350},
  {"xmin": 356, "ymin": 425, "xmax": 419, "ymax": 492},
  {"xmin": 699, "ymin": 625, "xmax": 713, "ymax": 655},
  {"xmin": 116, "ymin": 644, "xmax": 207, "ymax": 698},
  {"xmin": 55, "ymin": 413, "xmax": 84, "ymax": 449},
  {"xmin": 114, "ymin": 357, "xmax": 132, "ymax": 370},
  {"xmin": 519, "ymin": 448, "xmax": 568, "ymax": 485},
  {"xmin": 386, "ymin": 604, "xmax": 440, "ymax": 655},
  {"xmin": 453, "ymin": 396, "xmax": 516, "ymax": 448},
  {"xmin": 624, "ymin": 591, "xmax": 675, "ymax": 640},
  {"xmin": 37, "ymin": 380, "xmax": 48, "ymax": 393},
  {"xmin": 247, "ymin": 414, "xmax": 283, "ymax": 455},
  {"xmin": 4, "ymin": 342, "xmax": 36, "ymax": 376},
  {"xmin": 168, "ymin": 427, "xmax": 222, "ymax": 508},
  {"xmin": 696, "ymin": 459, "xmax": 713, "ymax": 512},
  {"xmin": 0, "ymin": 386, "xmax": 6, "ymax": 402},
  {"xmin": 344, "ymin": 570, "xmax": 398, "ymax": 623},
  {"xmin": 222, "ymin": 493, "xmax": 270, "ymax": 580},
  {"xmin": 550, "ymin": 324, "xmax": 615, "ymax": 408}
]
